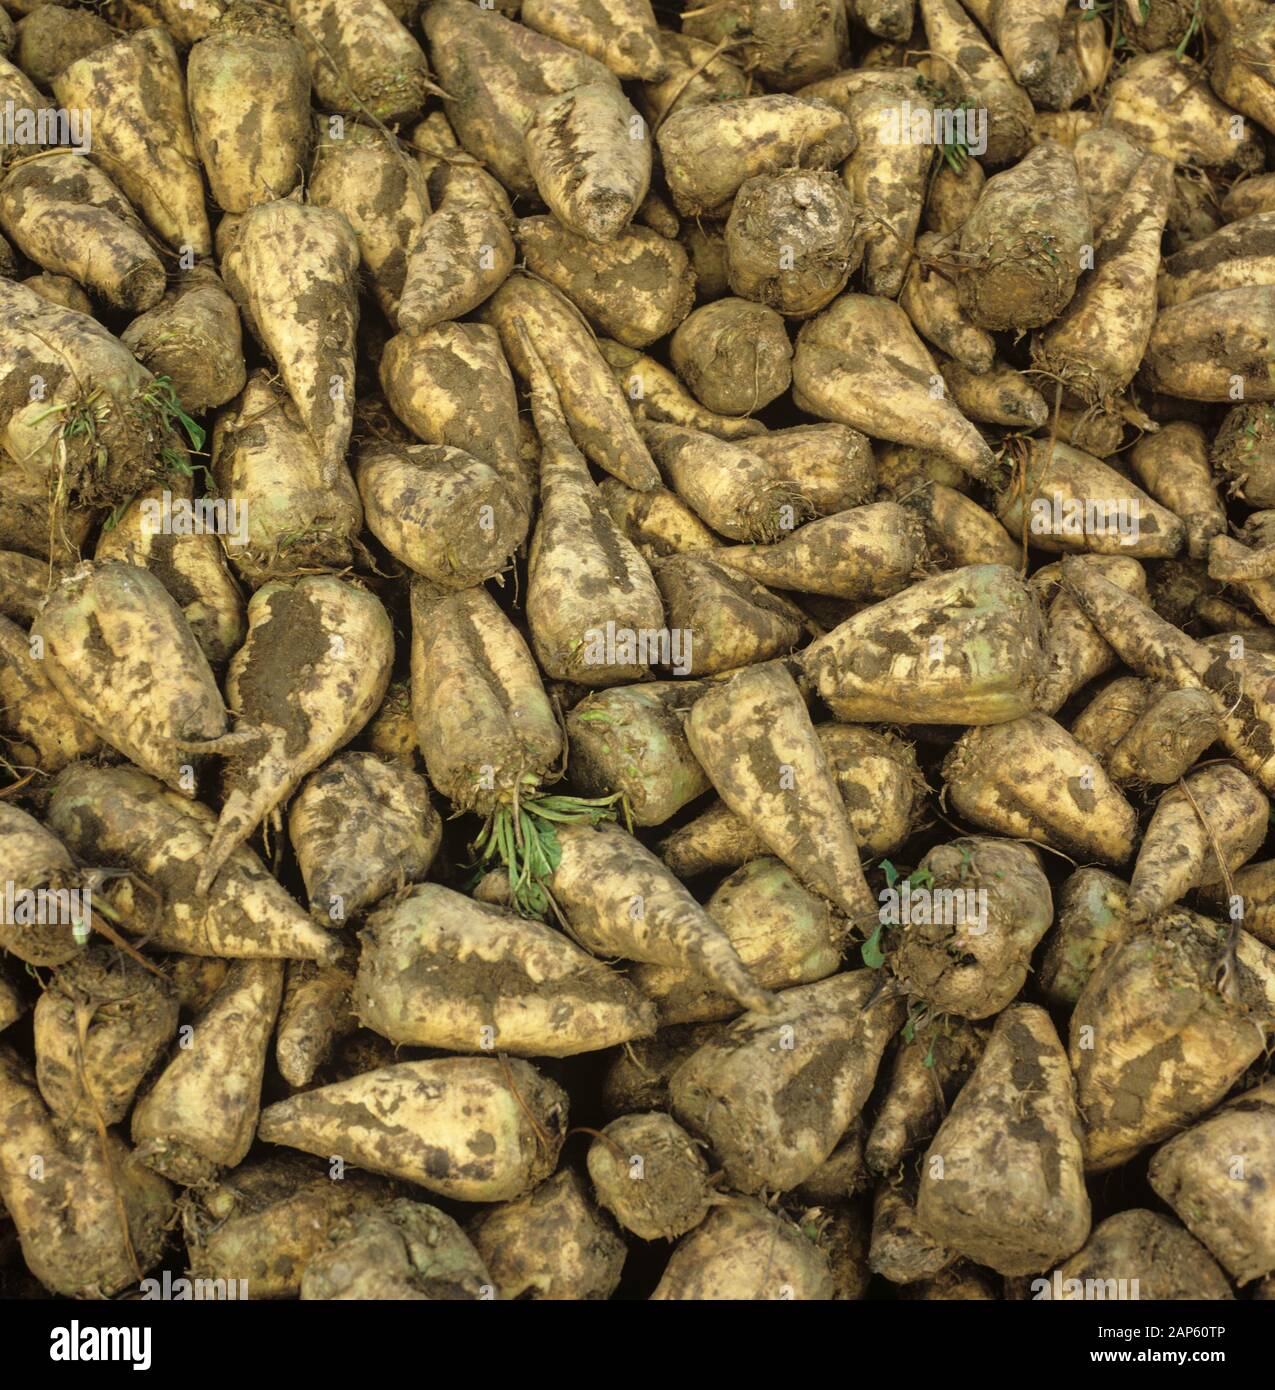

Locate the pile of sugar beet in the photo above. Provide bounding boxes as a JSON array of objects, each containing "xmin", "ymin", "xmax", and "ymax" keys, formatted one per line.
[{"xmin": 3, "ymin": 0, "xmax": 1275, "ymax": 1304}]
